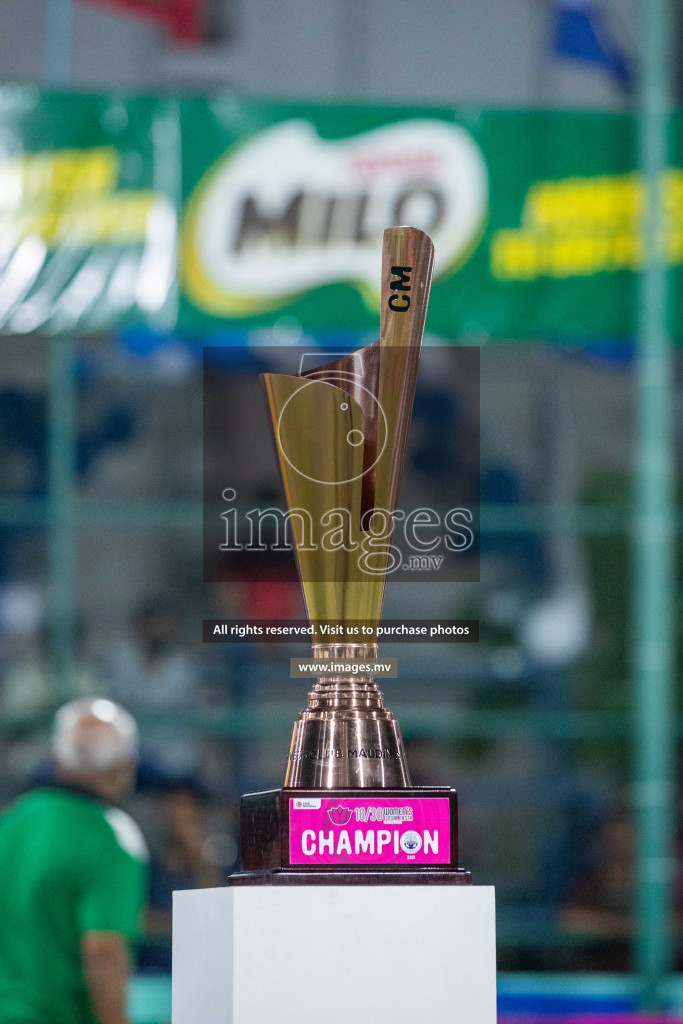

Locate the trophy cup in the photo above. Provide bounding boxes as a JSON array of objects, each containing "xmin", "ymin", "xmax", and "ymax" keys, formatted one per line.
[{"xmin": 228, "ymin": 227, "xmax": 470, "ymax": 885}]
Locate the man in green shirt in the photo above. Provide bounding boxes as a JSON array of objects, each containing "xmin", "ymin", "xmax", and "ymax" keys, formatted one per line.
[{"xmin": 0, "ymin": 698, "xmax": 148, "ymax": 1024}]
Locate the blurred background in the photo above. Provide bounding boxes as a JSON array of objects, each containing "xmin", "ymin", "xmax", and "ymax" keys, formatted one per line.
[{"xmin": 0, "ymin": 0, "xmax": 681, "ymax": 1021}]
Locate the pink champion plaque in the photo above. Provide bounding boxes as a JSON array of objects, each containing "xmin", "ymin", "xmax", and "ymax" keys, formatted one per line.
[{"xmin": 289, "ymin": 797, "xmax": 451, "ymax": 866}]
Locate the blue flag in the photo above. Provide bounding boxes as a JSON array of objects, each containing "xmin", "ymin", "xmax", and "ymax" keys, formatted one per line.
[{"xmin": 553, "ymin": 1, "xmax": 633, "ymax": 90}]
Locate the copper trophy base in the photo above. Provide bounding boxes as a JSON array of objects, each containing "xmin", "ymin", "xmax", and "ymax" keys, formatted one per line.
[
  {"xmin": 227, "ymin": 786, "xmax": 471, "ymax": 887},
  {"xmin": 283, "ymin": 643, "xmax": 411, "ymax": 788}
]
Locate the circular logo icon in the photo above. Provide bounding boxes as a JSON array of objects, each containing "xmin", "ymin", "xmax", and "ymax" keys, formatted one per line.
[
  {"xmin": 276, "ymin": 374, "xmax": 387, "ymax": 487},
  {"xmin": 400, "ymin": 830, "xmax": 422, "ymax": 855}
]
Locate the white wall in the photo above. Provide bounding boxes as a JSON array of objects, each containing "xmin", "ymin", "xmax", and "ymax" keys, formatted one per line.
[
  {"xmin": 0, "ymin": 0, "xmax": 47, "ymax": 83},
  {"xmin": 0, "ymin": 0, "xmax": 640, "ymax": 108}
]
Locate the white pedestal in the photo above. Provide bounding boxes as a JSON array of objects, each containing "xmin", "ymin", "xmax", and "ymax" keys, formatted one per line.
[{"xmin": 173, "ymin": 885, "xmax": 496, "ymax": 1024}]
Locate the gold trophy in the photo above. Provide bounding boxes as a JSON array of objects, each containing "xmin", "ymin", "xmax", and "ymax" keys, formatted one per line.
[
  {"xmin": 228, "ymin": 226, "xmax": 470, "ymax": 884},
  {"xmin": 261, "ymin": 226, "xmax": 434, "ymax": 789}
]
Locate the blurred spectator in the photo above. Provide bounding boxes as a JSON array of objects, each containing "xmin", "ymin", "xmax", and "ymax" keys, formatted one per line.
[
  {"xmin": 99, "ymin": 598, "xmax": 201, "ymax": 785},
  {"xmin": 0, "ymin": 620, "xmax": 103, "ymax": 784},
  {"xmin": 0, "ymin": 698, "xmax": 147, "ymax": 1024},
  {"xmin": 559, "ymin": 804, "xmax": 683, "ymax": 970},
  {"xmin": 2, "ymin": 621, "xmax": 101, "ymax": 715},
  {"xmin": 99, "ymin": 596, "xmax": 221, "ymax": 973},
  {"xmin": 560, "ymin": 805, "xmax": 634, "ymax": 969},
  {"xmin": 141, "ymin": 785, "xmax": 222, "ymax": 972},
  {"xmin": 0, "ymin": 381, "xmax": 135, "ymax": 584}
]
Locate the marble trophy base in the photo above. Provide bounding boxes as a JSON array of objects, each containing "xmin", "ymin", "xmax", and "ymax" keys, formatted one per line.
[
  {"xmin": 227, "ymin": 786, "xmax": 472, "ymax": 886},
  {"xmin": 172, "ymin": 886, "xmax": 497, "ymax": 1024}
]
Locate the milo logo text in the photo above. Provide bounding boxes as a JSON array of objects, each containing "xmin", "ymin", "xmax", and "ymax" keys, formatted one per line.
[{"xmin": 183, "ymin": 118, "xmax": 488, "ymax": 315}]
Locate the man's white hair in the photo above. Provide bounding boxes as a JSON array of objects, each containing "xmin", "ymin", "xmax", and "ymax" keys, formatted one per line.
[{"xmin": 51, "ymin": 698, "xmax": 139, "ymax": 773}]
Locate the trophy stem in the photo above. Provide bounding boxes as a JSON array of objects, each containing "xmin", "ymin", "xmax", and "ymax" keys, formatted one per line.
[
  {"xmin": 284, "ymin": 643, "xmax": 411, "ymax": 789},
  {"xmin": 306, "ymin": 644, "xmax": 388, "ymax": 713}
]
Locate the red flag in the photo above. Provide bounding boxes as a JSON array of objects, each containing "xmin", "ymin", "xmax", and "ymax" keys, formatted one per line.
[{"xmin": 78, "ymin": 0, "xmax": 205, "ymax": 44}]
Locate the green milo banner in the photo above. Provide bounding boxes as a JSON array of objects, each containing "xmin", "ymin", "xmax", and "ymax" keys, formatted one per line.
[
  {"xmin": 1, "ymin": 86, "xmax": 682, "ymax": 340},
  {"xmin": 0, "ymin": 89, "xmax": 179, "ymax": 335}
]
